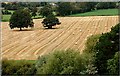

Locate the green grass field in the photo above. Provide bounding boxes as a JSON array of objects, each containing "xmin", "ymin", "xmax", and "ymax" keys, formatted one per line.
[
  {"xmin": 2, "ymin": 9, "xmax": 118, "ymax": 22},
  {"xmin": 2, "ymin": 12, "xmax": 42, "ymax": 22},
  {"xmin": 2, "ymin": 15, "xmax": 11, "ymax": 22},
  {"xmin": 70, "ymin": 9, "xmax": 118, "ymax": 16}
]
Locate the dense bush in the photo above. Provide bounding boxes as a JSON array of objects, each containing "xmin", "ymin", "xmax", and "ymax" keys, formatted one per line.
[
  {"xmin": 2, "ymin": 59, "xmax": 36, "ymax": 75},
  {"xmin": 9, "ymin": 9, "xmax": 34, "ymax": 31},
  {"xmin": 36, "ymin": 49, "xmax": 96, "ymax": 75},
  {"xmin": 94, "ymin": 23, "xmax": 119, "ymax": 74},
  {"xmin": 84, "ymin": 34, "xmax": 101, "ymax": 54},
  {"xmin": 107, "ymin": 52, "xmax": 119, "ymax": 75}
]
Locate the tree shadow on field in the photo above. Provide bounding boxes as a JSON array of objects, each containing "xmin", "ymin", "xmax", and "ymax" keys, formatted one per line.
[
  {"xmin": 12, "ymin": 29, "xmax": 34, "ymax": 32},
  {"xmin": 43, "ymin": 26, "xmax": 63, "ymax": 30}
]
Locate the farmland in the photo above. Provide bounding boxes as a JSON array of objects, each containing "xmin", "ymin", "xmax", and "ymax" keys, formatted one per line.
[
  {"xmin": 2, "ymin": 16, "xmax": 119, "ymax": 60},
  {"xmin": 70, "ymin": 9, "xmax": 118, "ymax": 16}
]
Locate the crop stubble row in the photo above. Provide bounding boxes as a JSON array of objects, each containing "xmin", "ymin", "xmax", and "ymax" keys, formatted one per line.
[{"xmin": 2, "ymin": 16, "xmax": 119, "ymax": 60}]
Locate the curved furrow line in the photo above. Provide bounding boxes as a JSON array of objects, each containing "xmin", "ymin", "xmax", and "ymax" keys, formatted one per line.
[
  {"xmin": 21, "ymin": 18, "xmax": 76, "ymax": 56},
  {"xmin": 61, "ymin": 17, "xmax": 90, "ymax": 50},
  {"xmin": 77, "ymin": 16, "xmax": 99, "ymax": 51},
  {"xmin": 2, "ymin": 43, "xmax": 20, "ymax": 55},
  {"xmin": 2, "ymin": 18, "xmax": 43, "ymax": 41},
  {"xmin": 93, "ymin": 16, "xmax": 103, "ymax": 34},
  {"xmin": 53, "ymin": 18, "xmax": 85, "ymax": 51},
  {"xmin": 52, "ymin": 17, "xmax": 91, "ymax": 51},
  {"xmin": 2, "ymin": 25, "xmax": 46, "ymax": 47},
  {"xmin": 2, "ymin": 16, "xmax": 119, "ymax": 60},
  {"xmin": 33, "ymin": 20, "xmax": 79, "ymax": 55},
  {"xmin": 103, "ymin": 16, "xmax": 110, "ymax": 33},
  {"xmin": 2, "ymin": 21, "xmax": 48, "ymax": 55},
  {"xmin": 5, "ymin": 29, "xmax": 55, "ymax": 57},
  {"xmin": 69, "ymin": 17, "xmax": 93, "ymax": 51},
  {"xmin": 78, "ymin": 16, "xmax": 105, "ymax": 53},
  {"xmin": 16, "ymin": 30, "xmax": 56, "ymax": 56},
  {"xmin": 75, "ymin": 17, "xmax": 96, "ymax": 52},
  {"xmin": 17, "ymin": 30, "xmax": 58, "ymax": 56},
  {"xmin": 77, "ymin": 17, "xmax": 99, "ymax": 52},
  {"xmin": 38, "ymin": 20, "xmax": 81, "ymax": 55}
]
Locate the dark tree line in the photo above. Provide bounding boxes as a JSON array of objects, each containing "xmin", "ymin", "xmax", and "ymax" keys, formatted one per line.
[
  {"xmin": 56, "ymin": 2, "xmax": 118, "ymax": 16},
  {"xmin": 1, "ymin": 2, "xmax": 48, "ymax": 10}
]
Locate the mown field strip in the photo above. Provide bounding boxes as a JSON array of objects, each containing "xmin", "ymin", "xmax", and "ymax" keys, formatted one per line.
[
  {"xmin": 63, "ymin": 17, "xmax": 92, "ymax": 51},
  {"xmin": 74, "ymin": 17, "xmax": 94, "ymax": 51},
  {"xmin": 38, "ymin": 20, "xmax": 80, "ymax": 55},
  {"xmin": 53, "ymin": 18, "xmax": 84, "ymax": 51},
  {"xmin": 17, "ymin": 18, "xmax": 75, "ymax": 57},
  {"xmin": 76, "ymin": 17, "xmax": 96, "ymax": 51},
  {"xmin": 33, "ymin": 19, "xmax": 79, "ymax": 55},
  {"xmin": 2, "ymin": 16, "xmax": 119, "ymax": 60}
]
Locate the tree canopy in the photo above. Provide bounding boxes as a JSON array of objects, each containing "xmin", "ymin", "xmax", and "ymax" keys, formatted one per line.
[
  {"xmin": 9, "ymin": 9, "xmax": 34, "ymax": 31},
  {"xmin": 39, "ymin": 5, "xmax": 53, "ymax": 17},
  {"xmin": 42, "ymin": 14, "xmax": 61, "ymax": 29},
  {"xmin": 94, "ymin": 23, "xmax": 119, "ymax": 74}
]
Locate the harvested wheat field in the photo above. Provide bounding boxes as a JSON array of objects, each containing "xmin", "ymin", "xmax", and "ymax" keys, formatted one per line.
[{"xmin": 1, "ymin": 16, "xmax": 119, "ymax": 60}]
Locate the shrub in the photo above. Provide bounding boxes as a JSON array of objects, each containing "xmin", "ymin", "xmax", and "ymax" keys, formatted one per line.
[
  {"xmin": 94, "ymin": 23, "xmax": 119, "ymax": 74},
  {"xmin": 36, "ymin": 49, "xmax": 96, "ymax": 75},
  {"xmin": 84, "ymin": 34, "xmax": 101, "ymax": 54},
  {"xmin": 2, "ymin": 59, "xmax": 36, "ymax": 75},
  {"xmin": 107, "ymin": 52, "xmax": 119, "ymax": 75}
]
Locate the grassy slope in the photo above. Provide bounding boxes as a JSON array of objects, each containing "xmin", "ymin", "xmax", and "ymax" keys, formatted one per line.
[
  {"xmin": 2, "ymin": 9, "xmax": 118, "ymax": 22},
  {"xmin": 70, "ymin": 9, "xmax": 118, "ymax": 16}
]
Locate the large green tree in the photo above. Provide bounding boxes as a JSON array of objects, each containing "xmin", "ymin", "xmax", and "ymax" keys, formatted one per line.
[
  {"xmin": 94, "ymin": 23, "xmax": 119, "ymax": 74},
  {"xmin": 9, "ymin": 9, "xmax": 34, "ymax": 31},
  {"xmin": 41, "ymin": 14, "xmax": 61, "ymax": 29}
]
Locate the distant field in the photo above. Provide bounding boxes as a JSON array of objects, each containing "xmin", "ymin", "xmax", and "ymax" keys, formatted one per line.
[
  {"xmin": 2, "ymin": 15, "xmax": 11, "ymax": 22},
  {"xmin": 70, "ymin": 9, "xmax": 118, "ymax": 16},
  {"xmin": 2, "ymin": 10, "xmax": 42, "ymax": 22},
  {"xmin": 2, "ymin": 16, "xmax": 119, "ymax": 60},
  {"xmin": 2, "ymin": 9, "xmax": 118, "ymax": 22}
]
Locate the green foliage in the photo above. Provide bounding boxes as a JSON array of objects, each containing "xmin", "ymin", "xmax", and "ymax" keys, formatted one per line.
[
  {"xmin": 95, "ymin": 2, "xmax": 117, "ymax": 9},
  {"xmin": 31, "ymin": 7, "xmax": 37, "ymax": 17},
  {"xmin": 84, "ymin": 34, "xmax": 101, "ymax": 53},
  {"xmin": 39, "ymin": 5, "xmax": 53, "ymax": 17},
  {"xmin": 9, "ymin": 9, "xmax": 34, "ymax": 31},
  {"xmin": 70, "ymin": 9, "xmax": 118, "ymax": 16},
  {"xmin": 57, "ymin": 2, "xmax": 73, "ymax": 16},
  {"xmin": 36, "ymin": 49, "xmax": 95, "ymax": 75},
  {"xmin": 2, "ymin": 10, "xmax": 12, "ymax": 15},
  {"xmin": 83, "ymin": 35, "xmax": 102, "ymax": 74},
  {"xmin": 94, "ymin": 23, "xmax": 119, "ymax": 74},
  {"xmin": 2, "ymin": 59, "xmax": 36, "ymax": 75},
  {"xmin": 107, "ymin": 52, "xmax": 119, "ymax": 75},
  {"xmin": 42, "ymin": 14, "xmax": 61, "ymax": 29}
]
